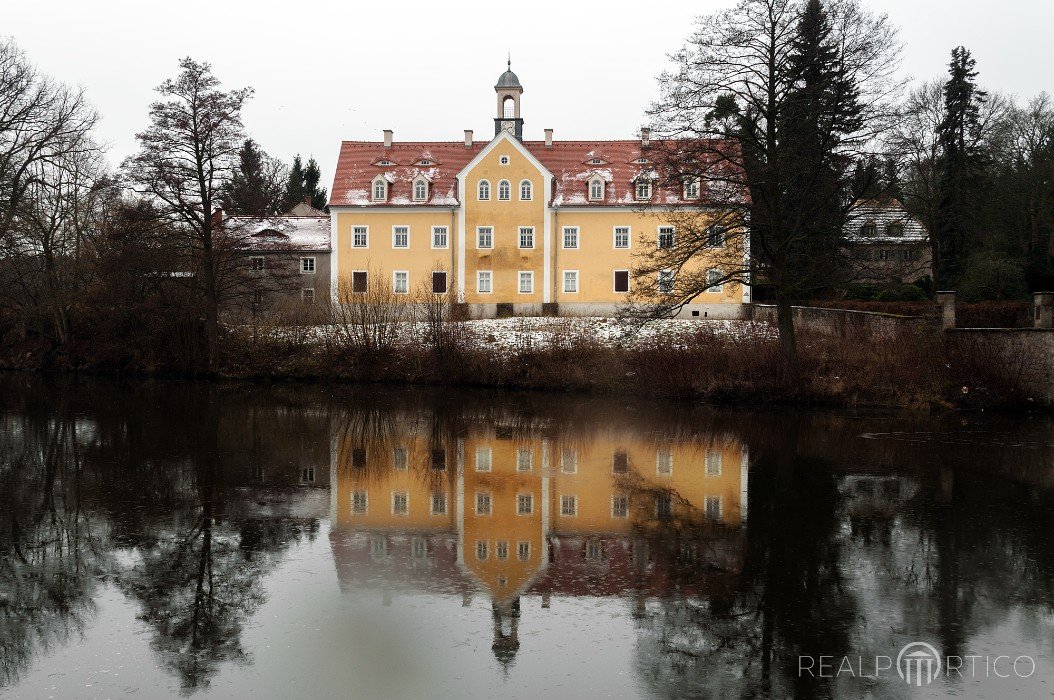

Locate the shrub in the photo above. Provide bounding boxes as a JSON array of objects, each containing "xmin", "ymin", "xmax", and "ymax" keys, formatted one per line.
[{"xmin": 958, "ymin": 254, "xmax": 1028, "ymax": 302}]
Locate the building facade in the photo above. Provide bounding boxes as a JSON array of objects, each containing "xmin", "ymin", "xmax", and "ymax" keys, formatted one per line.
[
  {"xmin": 328, "ymin": 66, "xmax": 748, "ymax": 319},
  {"xmin": 844, "ymin": 197, "xmax": 932, "ymax": 285}
]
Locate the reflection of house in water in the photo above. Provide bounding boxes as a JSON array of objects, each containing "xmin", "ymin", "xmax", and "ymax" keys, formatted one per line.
[
  {"xmin": 840, "ymin": 474, "xmax": 919, "ymax": 545},
  {"xmin": 329, "ymin": 420, "xmax": 749, "ymax": 667}
]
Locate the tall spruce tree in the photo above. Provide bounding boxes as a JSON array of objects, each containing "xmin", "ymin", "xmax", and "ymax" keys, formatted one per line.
[
  {"xmin": 220, "ymin": 139, "xmax": 285, "ymax": 216},
  {"xmin": 282, "ymin": 155, "xmax": 328, "ymax": 212},
  {"xmin": 935, "ymin": 47, "xmax": 989, "ymax": 287},
  {"xmin": 283, "ymin": 155, "xmax": 306, "ymax": 210},
  {"xmin": 303, "ymin": 157, "xmax": 329, "ymax": 211}
]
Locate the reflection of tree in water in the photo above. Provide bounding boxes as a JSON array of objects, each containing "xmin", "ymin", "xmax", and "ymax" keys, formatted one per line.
[
  {"xmin": 0, "ymin": 412, "xmax": 111, "ymax": 687},
  {"xmin": 627, "ymin": 430, "xmax": 855, "ymax": 698}
]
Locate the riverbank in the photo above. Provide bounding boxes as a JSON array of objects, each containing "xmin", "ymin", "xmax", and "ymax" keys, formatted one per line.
[{"xmin": 3, "ymin": 316, "xmax": 1046, "ymax": 411}]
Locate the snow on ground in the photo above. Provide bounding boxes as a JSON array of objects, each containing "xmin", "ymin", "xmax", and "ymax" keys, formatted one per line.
[{"xmin": 264, "ymin": 317, "xmax": 775, "ymax": 351}]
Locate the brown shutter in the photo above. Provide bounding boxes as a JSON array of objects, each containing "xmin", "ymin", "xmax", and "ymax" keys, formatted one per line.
[
  {"xmin": 614, "ymin": 270, "xmax": 629, "ymax": 293},
  {"xmin": 432, "ymin": 271, "xmax": 447, "ymax": 294},
  {"xmin": 352, "ymin": 271, "xmax": 368, "ymax": 293}
]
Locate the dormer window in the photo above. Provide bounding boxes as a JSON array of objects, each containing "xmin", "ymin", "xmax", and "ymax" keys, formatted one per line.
[
  {"xmin": 588, "ymin": 158, "xmax": 605, "ymax": 165},
  {"xmin": 683, "ymin": 177, "xmax": 700, "ymax": 199},
  {"xmin": 478, "ymin": 180, "xmax": 490, "ymax": 201},
  {"xmin": 887, "ymin": 222, "xmax": 904, "ymax": 237},
  {"xmin": 415, "ymin": 159, "xmax": 433, "ymax": 166},
  {"xmin": 498, "ymin": 179, "xmax": 511, "ymax": 201},
  {"xmin": 589, "ymin": 177, "xmax": 605, "ymax": 201},
  {"xmin": 372, "ymin": 177, "xmax": 388, "ymax": 201},
  {"xmin": 374, "ymin": 159, "xmax": 395, "ymax": 166},
  {"xmin": 413, "ymin": 178, "xmax": 428, "ymax": 202},
  {"xmin": 635, "ymin": 157, "xmax": 649, "ymax": 164},
  {"xmin": 635, "ymin": 180, "xmax": 652, "ymax": 200},
  {"xmin": 860, "ymin": 221, "xmax": 877, "ymax": 237}
]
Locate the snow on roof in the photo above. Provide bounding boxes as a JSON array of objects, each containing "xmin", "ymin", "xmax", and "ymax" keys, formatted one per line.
[
  {"xmin": 329, "ymin": 138, "xmax": 745, "ymax": 208},
  {"xmin": 845, "ymin": 198, "xmax": 928, "ymax": 242},
  {"xmin": 229, "ymin": 215, "xmax": 331, "ymax": 252}
]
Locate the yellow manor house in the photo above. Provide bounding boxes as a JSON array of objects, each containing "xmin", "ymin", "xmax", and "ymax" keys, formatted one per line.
[{"xmin": 327, "ymin": 64, "xmax": 749, "ymax": 318}]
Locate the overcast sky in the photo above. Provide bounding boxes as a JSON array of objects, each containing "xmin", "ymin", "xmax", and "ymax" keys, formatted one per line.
[{"xmin": 5, "ymin": 0, "xmax": 1051, "ymax": 192}]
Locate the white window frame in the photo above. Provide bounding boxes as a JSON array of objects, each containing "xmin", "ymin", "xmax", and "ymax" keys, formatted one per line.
[
  {"xmin": 475, "ymin": 446, "xmax": 493, "ymax": 472},
  {"xmin": 705, "ymin": 496, "xmax": 723, "ymax": 521},
  {"xmin": 352, "ymin": 225, "xmax": 369, "ymax": 248},
  {"xmin": 372, "ymin": 177, "xmax": 388, "ymax": 201},
  {"xmin": 705, "ymin": 224, "xmax": 726, "ymax": 248},
  {"xmin": 392, "ymin": 446, "xmax": 408, "ymax": 471},
  {"xmin": 477, "ymin": 270, "xmax": 493, "ymax": 294},
  {"xmin": 392, "ymin": 225, "xmax": 409, "ymax": 249},
  {"xmin": 589, "ymin": 177, "xmax": 604, "ymax": 201},
  {"xmin": 413, "ymin": 177, "xmax": 428, "ymax": 202},
  {"xmin": 496, "ymin": 541, "xmax": 509, "ymax": 560},
  {"xmin": 517, "ymin": 493, "xmax": 534, "ymax": 516},
  {"xmin": 516, "ymin": 448, "xmax": 533, "ymax": 472},
  {"xmin": 705, "ymin": 449, "xmax": 723, "ymax": 476},
  {"xmin": 476, "ymin": 226, "xmax": 493, "ymax": 249},
  {"xmin": 351, "ymin": 490, "xmax": 368, "ymax": 514},
  {"xmin": 300, "ymin": 257, "xmax": 316, "ymax": 274},
  {"xmin": 517, "ymin": 541, "xmax": 531, "ymax": 561},
  {"xmin": 301, "ymin": 288, "xmax": 315, "ymax": 303},
  {"xmin": 519, "ymin": 179, "xmax": 533, "ymax": 200},
  {"xmin": 683, "ymin": 177, "xmax": 700, "ymax": 199},
  {"xmin": 475, "ymin": 492, "xmax": 492, "ymax": 516},
  {"xmin": 613, "ymin": 269, "xmax": 630, "ymax": 294},
  {"xmin": 391, "ymin": 491, "xmax": 409, "ymax": 516},
  {"xmin": 657, "ymin": 226, "xmax": 675, "ymax": 249},
  {"xmin": 563, "ymin": 269, "xmax": 579, "ymax": 294},
  {"xmin": 656, "ymin": 450, "xmax": 673, "ymax": 475},
  {"xmin": 560, "ymin": 494, "xmax": 578, "ymax": 517},
  {"xmin": 560, "ymin": 449, "xmax": 578, "ymax": 474},
  {"xmin": 518, "ymin": 271, "xmax": 534, "ymax": 294},
  {"xmin": 431, "ymin": 225, "xmax": 449, "ymax": 249},
  {"xmin": 478, "ymin": 179, "xmax": 491, "ymax": 200},
  {"xmin": 658, "ymin": 269, "xmax": 675, "ymax": 295},
  {"xmin": 562, "ymin": 226, "xmax": 579, "ymax": 249},
  {"xmin": 498, "ymin": 179, "xmax": 511, "ymax": 201},
  {"xmin": 611, "ymin": 495, "xmax": 629, "ymax": 518},
  {"xmin": 635, "ymin": 180, "xmax": 652, "ymax": 200},
  {"xmin": 518, "ymin": 226, "xmax": 535, "ymax": 249},
  {"xmin": 613, "ymin": 226, "xmax": 631, "ymax": 250},
  {"xmin": 499, "ymin": 155, "xmax": 510, "ymax": 165},
  {"xmin": 430, "ymin": 491, "xmax": 447, "ymax": 515},
  {"xmin": 476, "ymin": 540, "xmax": 489, "ymax": 560},
  {"xmin": 393, "ymin": 270, "xmax": 409, "ymax": 295},
  {"xmin": 706, "ymin": 269, "xmax": 724, "ymax": 293}
]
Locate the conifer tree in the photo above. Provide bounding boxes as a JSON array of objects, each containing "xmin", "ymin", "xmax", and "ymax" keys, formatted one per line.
[
  {"xmin": 303, "ymin": 157, "xmax": 329, "ymax": 211},
  {"xmin": 282, "ymin": 155, "xmax": 329, "ymax": 212},
  {"xmin": 220, "ymin": 139, "xmax": 285, "ymax": 216},
  {"xmin": 935, "ymin": 47, "xmax": 989, "ymax": 287},
  {"xmin": 283, "ymin": 155, "xmax": 306, "ymax": 210}
]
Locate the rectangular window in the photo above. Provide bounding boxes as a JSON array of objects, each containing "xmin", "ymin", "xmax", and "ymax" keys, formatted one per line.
[
  {"xmin": 614, "ymin": 270, "xmax": 630, "ymax": 293},
  {"xmin": 613, "ymin": 449, "xmax": 629, "ymax": 474},
  {"xmin": 658, "ymin": 269, "xmax": 674, "ymax": 294},
  {"xmin": 352, "ymin": 271, "xmax": 368, "ymax": 293},
  {"xmin": 476, "ymin": 447, "xmax": 492, "ymax": 472},
  {"xmin": 562, "ymin": 226, "xmax": 579, "ymax": 249},
  {"xmin": 636, "ymin": 181, "xmax": 652, "ymax": 200},
  {"xmin": 476, "ymin": 541, "xmax": 489, "ymax": 560},
  {"xmin": 351, "ymin": 490, "xmax": 368, "ymax": 514},
  {"xmin": 300, "ymin": 257, "xmax": 316, "ymax": 273},
  {"xmin": 392, "ymin": 491, "xmax": 409, "ymax": 515},
  {"xmin": 412, "ymin": 538, "xmax": 427, "ymax": 559},
  {"xmin": 371, "ymin": 537, "xmax": 388, "ymax": 558},
  {"xmin": 656, "ymin": 450, "xmax": 673, "ymax": 475},
  {"xmin": 393, "ymin": 226, "xmax": 409, "ymax": 248},
  {"xmin": 432, "ymin": 226, "xmax": 448, "ymax": 248},
  {"xmin": 352, "ymin": 226, "xmax": 368, "ymax": 248},
  {"xmin": 352, "ymin": 448, "xmax": 367, "ymax": 469},
  {"xmin": 589, "ymin": 179, "xmax": 604, "ymax": 200},
  {"xmin": 431, "ymin": 448, "xmax": 446, "ymax": 471},
  {"xmin": 392, "ymin": 447, "xmax": 408, "ymax": 471},
  {"xmin": 563, "ymin": 270, "xmax": 578, "ymax": 293},
  {"xmin": 561, "ymin": 449, "xmax": 577, "ymax": 474},
  {"xmin": 250, "ymin": 256, "xmax": 265, "ymax": 271},
  {"xmin": 656, "ymin": 493, "xmax": 673, "ymax": 520},
  {"xmin": 585, "ymin": 540, "xmax": 603, "ymax": 561},
  {"xmin": 612, "ymin": 495, "xmax": 628, "ymax": 518},
  {"xmin": 476, "ymin": 492, "xmax": 492, "ymax": 516},
  {"xmin": 684, "ymin": 178, "xmax": 700, "ymax": 199},
  {"xmin": 301, "ymin": 288, "xmax": 315, "ymax": 303},
  {"xmin": 431, "ymin": 491, "xmax": 447, "ymax": 515},
  {"xmin": 706, "ymin": 269, "xmax": 723, "ymax": 292},
  {"xmin": 432, "ymin": 271, "xmax": 448, "ymax": 294},
  {"xmin": 705, "ymin": 449, "xmax": 723, "ymax": 476},
  {"xmin": 705, "ymin": 496, "xmax": 722, "ymax": 521},
  {"xmin": 516, "ymin": 448, "xmax": 532, "ymax": 472},
  {"xmin": 496, "ymin": 541, "xmax": 509, "ymax": 560},
  {"xmin": 477, "ymin": 271, "xmax": 492, "ymax": 294},
  {"xmin": 614, "ymin": 227, "xmax": 630, "ymax": 249},
  {"xmin": 301, "ymin": 467, "xmax": 315, "ymax": 483},
  {"xmin": 518, "ymin": 226, "xmax": 535, "ymax": 249},
  {"xmin": 477, "ymin": 226, "xmax": 493, "ymax": 249},
  {"xmin": 518, "ymin": 541, "xmax": 531, "ymax": 561},
  {"xmin": 560, "ymin": 495, "xmax": 578, "ymax": 517},
  {"xmin": 705, "ymin": 225, "xmax": 725, "ymax": 248},
  {"xmin": 518, "ymin": 271, "xmax": 533, "ymax": 294},
  {"xmin": 658, "ymin": 226, "xmax": 675, "ymax": 249},
  {"xmin": 517, "ymin": 493, "xmax": 533, "ymax": 515},
  {"xmin": 393, "ymin": 271, "xmax": 409, "ymax": 294}
]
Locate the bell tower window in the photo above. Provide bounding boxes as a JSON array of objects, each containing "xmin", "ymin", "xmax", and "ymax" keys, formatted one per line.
[{"xmin": 494, "ymin": 58, "xmax": 524, "ymax": 138}]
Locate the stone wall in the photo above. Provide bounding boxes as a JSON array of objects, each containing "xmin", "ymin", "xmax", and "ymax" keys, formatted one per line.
[
  {"xmin": 749, "ymin": 304, "xmax": 931, "ymax": 338},
  {"xmin": 947, "ymin": 329, "xmax": 1054, "ymax": 405}
]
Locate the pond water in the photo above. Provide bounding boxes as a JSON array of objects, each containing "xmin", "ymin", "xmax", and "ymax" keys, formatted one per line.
[{"xmin": 2, "ymin": 376, "xmax": 1054, "ymax": 699}]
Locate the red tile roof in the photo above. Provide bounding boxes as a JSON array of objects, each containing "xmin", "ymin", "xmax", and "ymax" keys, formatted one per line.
[{"xmin": 329, "ymin": 138, "xmax": 739, "ymax": 208}]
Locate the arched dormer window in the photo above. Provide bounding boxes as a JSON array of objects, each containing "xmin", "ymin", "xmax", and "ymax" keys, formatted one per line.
[
  {"xmin": 478, "ymin": 180, "xmax": 491, "ymax": 201},
  {"xmin": 635, "ymin": 179, "xmax": 652, "ymax": 200},
  {"xmin": 683, "ymin": 177, "xmax": 700, "ymax": 199},
  {"xmin": 413, "ymin": 178, "xmax": 428, "ymax": 202},
  {"xmin": 372, "ymin": 176, "xmax": 388, "ymax": 202},
  {"xmin": 498, "ymin": 179, "xmax": 511, "ymax": 201},
  {"xmin": 860, "ymin": 220, "xmax": 877, "ymax": 237},
  {"xmin": 588, "ymin": 177, "xmax": 605, "ymax": 201},
  {"xmin": 519, "ymin": 179, "xmax": 532, "ymax": 201}
]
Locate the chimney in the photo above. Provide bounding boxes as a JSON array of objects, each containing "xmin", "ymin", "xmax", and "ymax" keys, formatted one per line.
[
  {"xmin": 211, "ymin": 207, "xmax": 223, "ymax": 227},
  {"xmin": 641, "ymin": 127, "xmax": 651, "ymax": 147},
  {"xmin": 383, "ymin": 129, "xmax": 393, "ymax": 148},
  {"xmin": 464, "ymin": 129, "xmax": 473, "ymax": 148},
  {"xmin": 303, "ymin": 195, "xmax": 311, "ymax": 207},
  {"xmin": 544, "ymin": 128, "xmax": 553, "ymax": 147}
]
